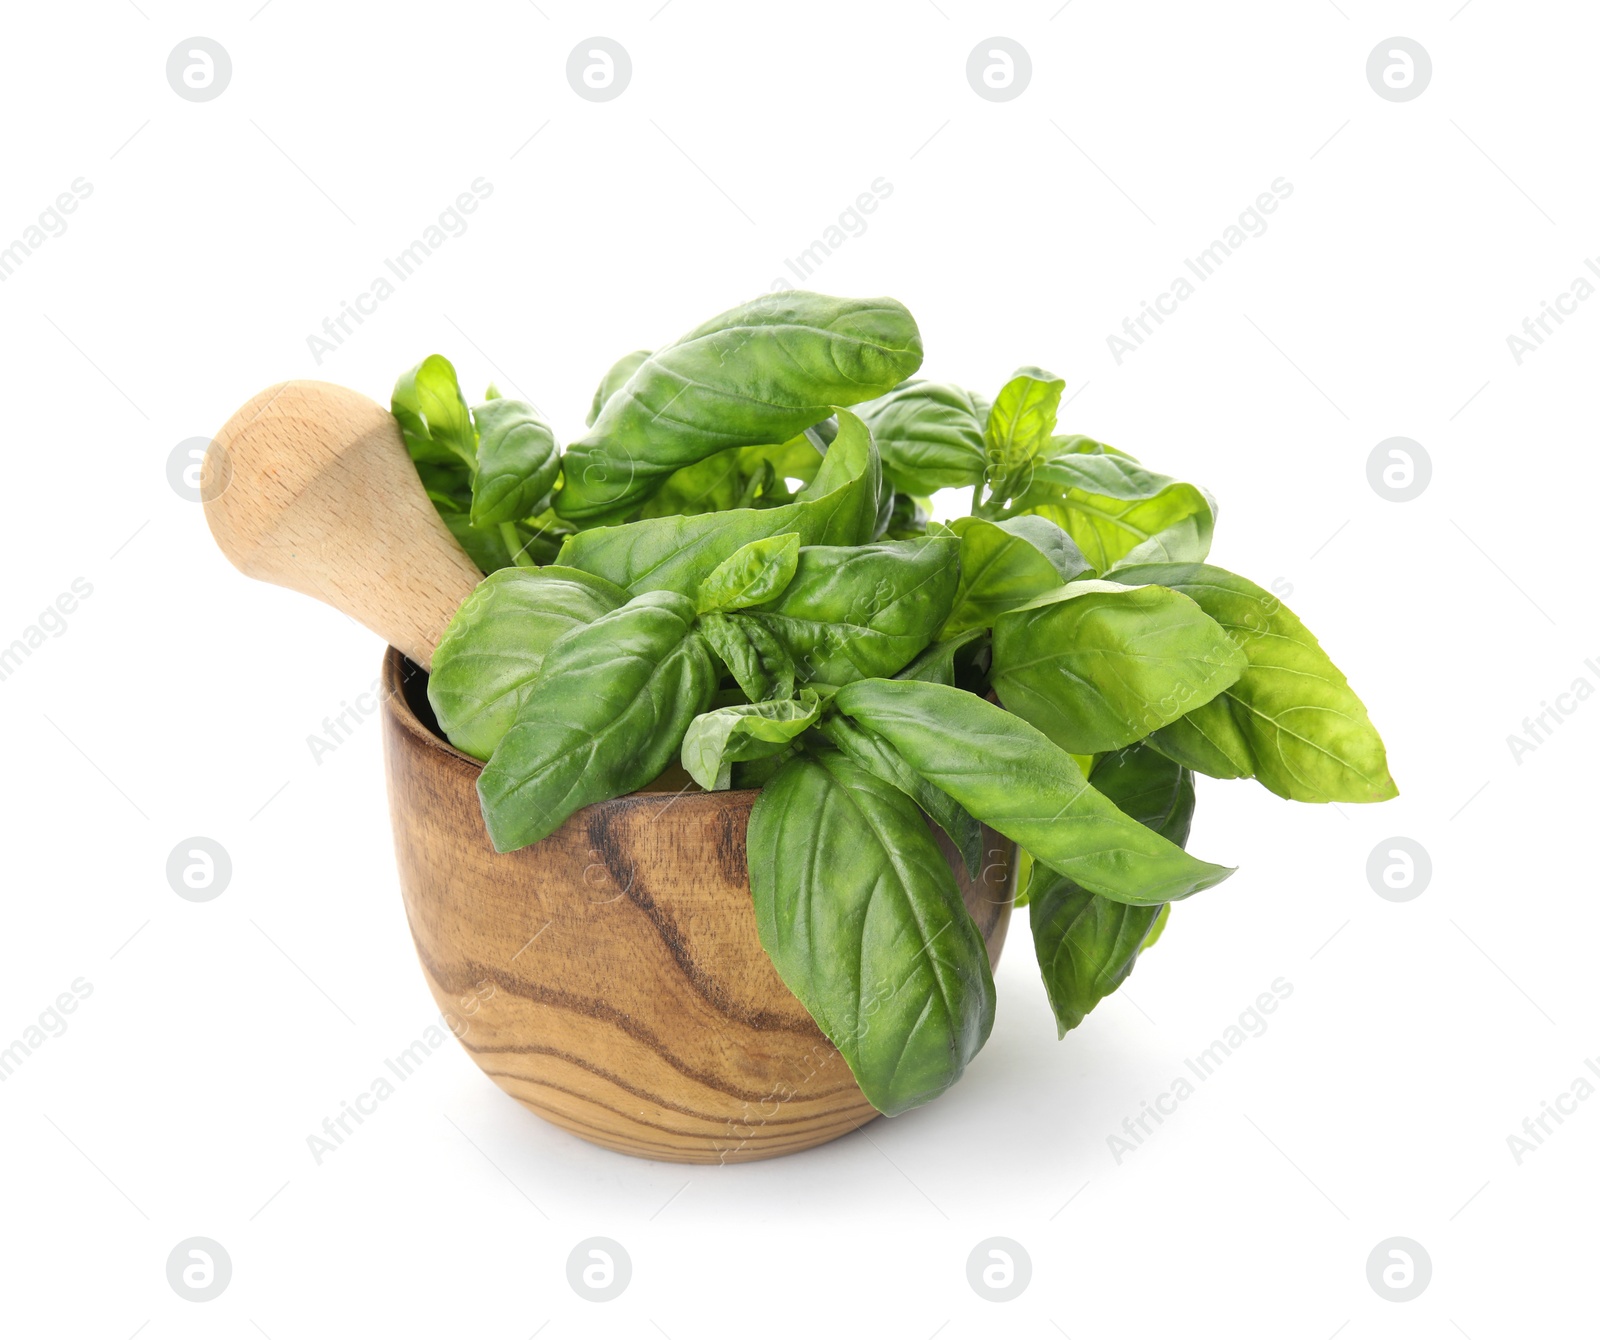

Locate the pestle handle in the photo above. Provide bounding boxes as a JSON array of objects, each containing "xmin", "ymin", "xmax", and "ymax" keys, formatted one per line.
[{"xmin": 202, "ymin": 380, "xmax": 482, "ymax": 670}]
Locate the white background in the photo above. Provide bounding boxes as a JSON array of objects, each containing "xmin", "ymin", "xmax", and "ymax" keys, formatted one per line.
[{"xmin": 1, "ymin": 1, "xmax": 1594, "ymax": 1336}]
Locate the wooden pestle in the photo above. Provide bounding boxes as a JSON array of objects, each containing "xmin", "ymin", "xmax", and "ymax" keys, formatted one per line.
[{"xmin": 202, "ymin": 381, "xmax": 483, "ymax": 670}]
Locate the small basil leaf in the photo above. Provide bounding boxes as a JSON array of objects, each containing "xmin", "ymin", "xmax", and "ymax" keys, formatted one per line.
[
  {"xmin": 698, "ymin": 611, "xmax": 797, "ymax": 702},
  {"xmin": 468, "ymin": 398, "xmax": 561, "ymax": 528},
  {"xmin": 747, "ymin": 751, "xmax": 995, "ymax": 1116},
  {"xmin": 429, "ymin": 565, "xmax": 628, "ymax": 760},
  {"xmin": 392, "ymin": 354, "xmax": 476, "ymax": 469},
  {"xmin": 832, "ymin": 678, "xmax": 1232, "ymax": 905},
  {"xmin": 557, "ymin": 293, "xmax": 920, "ymax": 519},
  {"xmin": 990, "ymin": 579, "xmax": 1246, "ymax": 754},
  {"xmin": 817, "ymin": 713, "xmax": 983, "ymax": 878},
  {"xmin": 1112, "ymin": 562, "xmax": 1398, "ymax": 803},
  {"xmin": 695, "ymin": 532, "xmax": 801, "ymax": 615},
  {"xmin": 746, "ymin": 534, "xmax": 959, "ymax": 686},
  {"xmin": 941, "ymin": 514, "xmax": 1089, "ymax": 636},
  {"xmin": 985, "ymin": 367, "xmax": 1065, "ymax": 498},
  {"xmin": 857, "ymin": 380, "xmax": 988, "ymax": 494},
  {"xmin": 477, "ymin": 590, "xmax": 716, "ymax": 852},
  {"xmin": 681, "ymin": 690, "xmax": 821, "ymax": 791},
  {"xmin": 1010, "ymin": 450, "xmax": 1214, "ymax": 573},
  {"xmin": 894, "ymin": 626, "xmax": 989, "ymax": 687}
]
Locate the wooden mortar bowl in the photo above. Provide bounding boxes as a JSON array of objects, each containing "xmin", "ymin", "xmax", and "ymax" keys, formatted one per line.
[{"xmin": 380, "ymin": 648, "xmax": 1016, "ymax": 1164}]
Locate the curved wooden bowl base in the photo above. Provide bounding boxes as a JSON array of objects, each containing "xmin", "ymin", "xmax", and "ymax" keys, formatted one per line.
[{"xmin": 382, "ymin": 649, "xmax": 1015, "ymax": 1163}]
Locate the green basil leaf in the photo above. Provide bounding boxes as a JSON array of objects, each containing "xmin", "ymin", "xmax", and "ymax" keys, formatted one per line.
[
  {"xmin": 817, "ymin": 713, "xmax": 983, "ymax": 878},
  {"xmin": 1112, "ymin": 562, "xmax": 1398, "ymax": 803},
  {"xmin": 393, "ymin": 354, "xmax": 476, "ymax": 469},
  {"xmin": 556, "ymin": 293, "xmax": 920, "ymax": 519},
  {"xmin": 832, "ymin": 678, "xmax": 1232, "ymax": 905},
  {"xmin": 1028, "ymin": 743, "xmax": 1194, "ymax": 1035},
  {"xmin": 985, "ymin": 367, "xmax": 1064, "ymax": 497},
  {"xmin": 555, "ymin": 409, "xmax": 880, "ymax": 596},
  {"xmin": 990, "ymin": 579, "xmax": 1246, "ymax": 754},
  {"xmin": 747, "ymin": 751, "xmax": 995, "ymax": 1116},
  {"xmin": 586, "ymin": 348, "xmax": 651, "ymax": 427},
  {"xmin": 857, "ymin": 380, "xmax": 988, "ymax": 494},
  {"xmin": 695, "ymin": 532, "xmax": 801, "ymax": 615},
  {"xmin": 747, "ymin": 534, "xmax": 959, "ymax": 687},
  {"xmin": 941, "ymin": 514, "xmax": 1089, "ymax": 636},
  {"xmin": 681, "ymin": 690, "xmax": 821, "ymax": 790},
  {"xmin": 477, "ymin": 590, "xmax": 716, "ymax": 851},
  {"xmin": 468, "ymin": 398, "xmax": 561, "ymax": 528},
  {"xmin": 1010, "ymin": 450, "xmax": 1214, "ymax": 572},
  {"xmin": 441, "ymin": 510, "xmax": 530, "ymax": 575},
  {"xmin": 698, "ymin": 611, "xmax": 797, "ymax": 702},
  {"xmin": 429, "ymin": 565, "xmax": 629, "ymax": 760}
]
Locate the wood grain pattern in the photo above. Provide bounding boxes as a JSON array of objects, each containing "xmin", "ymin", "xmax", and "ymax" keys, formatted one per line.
[
  {"xmin": 381, "ymin": 648, "xmax": 1016, "ymax": 1163},
  {"xmin": 203, "ymin": 381, "xmax": 481, "ymax": 670}
]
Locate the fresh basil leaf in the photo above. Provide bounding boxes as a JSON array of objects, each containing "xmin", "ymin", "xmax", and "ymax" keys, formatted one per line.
[
  {"xmin": 393, "ymin": 354, "xmax": 476, "ymax": 469},
  {"xmin": 586, "ymin": 348, "xmax": 651, "ymax": 427},
  {"xmin": 695, "ymin": 532, "xmax": 801, "ymax": 615},
  {"xmin": 441, "ymin": 510, "xmax": 530, "ymax": 574},
  {"xmin": 1028, "ymin": 743, "xmax": 1195, "ymax": 1035},
  {"xmin": 1009, "ymin": 450, "xmax": 1214, "ymax": 572},
  {"xmin": 681, "ymin": 690, "xmax": 821, "ymax": 790},
  {"xmin": 429, "ymin": 565, "xmax": 628, "ymax": 760},
  {"xmin": 468, "ymin": 398, "xmax": 561, "ymax": 528},
  {"xmin": 747, "ymin": 751, "xmax": 995, "ymax": 1116},
  {"xmin": 557, "ymin": 293, "xmax": 921, "ymax": 519},
  {"xmin": 857, "ymin": 380, "xmax": 988, "ymax": 494},
  {"xmin": 985, "ymin": 367, "xmax": 1065, "ymax": 498},
  {"xmin": 1112, "ymin": 562, "xmax": 1399, "ymax": 803},
  {"xmin": 941, "ymin": 514, "xmax": 1089, "ymax": 636},
  {"xmin": 747, "ymin": 534, "xmax": 959, "ymax": 687},
  {"xmin": 817, "ymin": 713, "xmax": 983, "ymax": 878},
  {"xmin": 990, "ymin": 579, "xmax": 1246, "ymax": 754},
  {"xmin": 832, "ymin": 678, "xmax": 1232, "ymax": 905},
  {"xmin": 477, "ymin": 590, "xmax": 716, "ymax": 851},
  {"xmin": 556, "ymin": 408, "xmax": 881, "ymax": 596},
  {"xmin": 698, "ymin": 611, "xmax": 797, "ymax": 702}
]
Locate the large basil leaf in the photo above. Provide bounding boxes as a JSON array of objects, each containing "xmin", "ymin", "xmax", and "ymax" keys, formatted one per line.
[
  {"xmin": 681, "ymin": 691, "xmax": 820, "ymax": 790},
  {"xmin": 556, "ymin": 293, "xmax": 921, "ymax": 519},
  {"xmin": 1113, "ymin": 562, "xmax": 1399, "ymax": 803},
  {"xmin": 747, "ymin": 534, "xmax": 959, "ymax": 687},
  {"xmin": 695, "ymin": 532, "xmax": 800, "ymax": 614},
  {"xmin": 468, "ymin": 398, "xmax": 561, "ymax": 528},
  {"xmin": 747, "ymin": 751, "xmax": 995, "ymax": 1116},
  {"xmin": 990, "ymin": 580, "xmax": 1246, "ymax": 754},
  {"xmin": 428, "ymin": 565, "xmax": 628, "ymax": 760},
  {"xmin": 832, "ymin": 679, "xmax": 1232, "ymax": 905},
  {"xmin": 392, "ymin": 354, "xmax": 475, "ymax": 468},
  {"xmin": 555, "ymin": 409, "xmax": 881, "ymax": 596},
  {"xmin": 1009, "ymin": 448, "xmax": 1214, "ymax": 572},
  {"xmin": 941, "ymin": 515, "xmax": 1089, "ymax": 636},
  {"xmin": 586, "ymin": 348, "xmax": 651, "ymax": 426},
  {"xmin": 817, "ymin": 713, "xmax": 983, "ymax": 878},
  {"xmin": 985, "ymin": 367, "xmax": 1064, "ymax": 499},
  {"xmin": 857, "ymin": 381, "xmax": 988, "ymax": 494},
  {"xmin": 1029, "ymin": 744, "xmax": 1195, "ymax": 1036},
  {"xmin": 476, "ymin": 590, "xmax": 716, "ymax": 851},
  {"xmin": 698, "ymin": 611, "xmax": 796, "ymax": 702}
]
